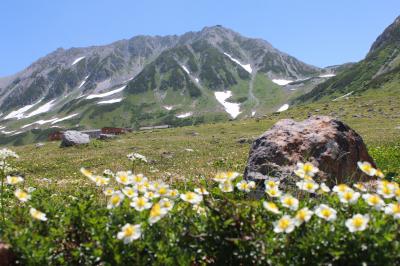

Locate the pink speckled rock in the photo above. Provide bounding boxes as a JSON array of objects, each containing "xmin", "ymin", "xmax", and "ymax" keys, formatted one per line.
[{"xmin": 244, "ymin": 116, "xmax": 375, "ymax": 185}]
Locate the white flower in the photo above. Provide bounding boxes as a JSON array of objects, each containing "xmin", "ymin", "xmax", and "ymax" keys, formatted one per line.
[
  {"xmin": 263, "ymin": 201, "xmax": 281, "ymax": 214},
  {"xmin": 134, "ymin": 183, "xmax": 148, "ymax": 193},
  {"xmin": 122, "ymin": 187, "xmax": 138, "ymax": 198},
  {"xmin": 357, "ymin": 161, "xmax": 376, "ymax": 176},
  {"xmin": 194, "ymin": 187, "xmax": 209, "ymax": 195},
  {"xmin": 192, "ymin": 204, "xmax": 206, "ymax": 215},
  {"xmin": 375, "ymin": 169, "xmax": 385, "ymax": 178},
  {"xmin": 219, "ymin": 180, "xmax": 234, "ymax": 193},
  {"xmin": 148, "ymin": 203, "xmax": 168, "ymax": 224},
  {"xmin": 264, "ymin": 179, "xmax": 279, "ymax": 190},
  {"xmin": 30, "ymin": 207, "xmax": 47, "ymax": 221},
  {"xmin": 103, "ymin": 188, "xmax": 114, "ymax": 196},
  {"xmin": 296, "ymin": 180, "xmax": 319, "ymax": 193},
  {"xmin": 236, "ymin": 180, "xmax": 254, "ymax": 192},
  {"xmin": 6, "ymin": 176, "xmax": 24, "ymax": 185},
  {"xmin": 103, "ymin": 169, "xmax": 114, "ymax": 176},
  {"xmin": 117, "ymin": 223, "xmax": 141, "ymax": 243},
  {"xmin": 315, "ymin": 204, "xmax": 337, "ymax": 221},
  {"xmin": 265, "ymin": 188, "xmax": 282, "ymax": 198},
  {"xmin": 345, "ymin": 214, "xmax": 369, "ymax": 232},
  {"xmin": 115, "ymin": 171, "xmax": 133, "ymax": 185},
  {"xmin": 384, "ymin": 203, "xmax": 400, "ymax": 219},
  {"xmin": 377, "ymin": 182, "xmax": 395, "ymax": 199},
  {"xmin": 338, "ymin": 189, "xmax": 360, "ymax": 204},
  {"xmin": 0, "ymin": 148, "xmax": 19, "ymax": 160},
  {"xmin": 280, "ymin": 194, "xmax": 299, "ymax": 210},
  {"xmin": 159, "ymin": 198, "xmax": 174, "ymax": 211},
  {"xmin": 156, "ymin": 185, "xmax": 170, "ymax": 197},
  {"xmin": 130, "ymin": 196, "xmax": 152, "ymax": 211},
  {"xmin": 27, "ymin": 187, "xmax": 36, "ymax": 193},
  {"xmin": 333, "ymin": 184, "xmax": 350, "ymax": 193},
  {"xmin": 319, "ymin": 183, "xmax": 331, "ymax": 193},
  {"xmin": 362, "ymin": 193, "xmax": 385, "ymax": 210},
  {"xmin": 353, "ymin": 183, "xmax": 367, "ymax": 192},
  {"xmin": 107, "ymin": 191, "xmax": 125, "ymax": 209},
  {"xmin": 167, "ymin": 189, "xmax": 179, "ymax": 199},
  {"xmin": 144, "ymin": 191, "xmax": 160, "ymax": 199},
  {"xmin": 127, "ymin": 153, "xmax": 148, "ymax": 163},
  {"xmin": 14, "ymin": 188, "xmax": 31, "ymax": 202},
  {"xmin": 294, "ymin": 162, "xmax": 319, "ymax": 179},
  {"xmin": 273, "ymin": 215, "xmax": 295, "ymax": 233},
  {"xmin": 213, "ymin": 172, "xmax": 240, "ymax": 183},
  {"xmin": 180, "ymin": 191, "xmax": 203, "ymax": 204},
  {"xmin": 80, "ymin": 167, "xmax": 93, "ymax": 178},
  {"xmin": 294, "ymin": 207, "xmax": 313, "ymax": 226},
  {"xmin": 92, "ymin": 175, "xmax": 110, "ymax": 186},
  {"xmin": 132, "ymin": 174, "xmax": 146, "ymax": 184}
]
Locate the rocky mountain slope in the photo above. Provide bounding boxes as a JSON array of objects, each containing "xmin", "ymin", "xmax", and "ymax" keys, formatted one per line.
[
  {"xmin": 0, "ymin": 25, "xmax": 336, "ymax": 144},
  {"xmin": 293, "ymin": 16, "xmax": 400, "ymax": 104}
]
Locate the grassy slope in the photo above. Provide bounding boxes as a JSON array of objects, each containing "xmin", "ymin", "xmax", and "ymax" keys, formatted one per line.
[{"xmin": 7, "ymin": 87, "xmax": 400, "ymax": 194}]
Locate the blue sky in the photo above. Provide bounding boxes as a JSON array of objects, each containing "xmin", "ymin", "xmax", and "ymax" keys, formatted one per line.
[{"xmin": 0, "ymin": 0, "xmax": 399, "ymax": 76}]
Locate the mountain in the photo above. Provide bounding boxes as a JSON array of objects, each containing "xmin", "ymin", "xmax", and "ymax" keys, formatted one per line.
[
  {"xmin": 294, "ymin": 16, "xmax": 400, "ymax": 104},
  {"xmin": 0, "ymin": 25, "xmax": 333, "ymax": 144}
]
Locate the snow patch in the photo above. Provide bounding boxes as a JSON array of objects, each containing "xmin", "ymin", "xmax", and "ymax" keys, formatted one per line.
[
  {"xmin": 181, "ymin": 65, "xmax": 190, "ymax": 74},
  {"xmin": 51, "ymin": 113, "xmax": 79, "ymax": 124},
  {"xmin": 332, "ymin": 91, "xmax": 353, "ymax": 101},
  {"xmin": 214, "ymin": 91, "xmax": 241, "ymax": 119},
  {"xmin": 176, "ymin": 112, "xmax": 192, "ymax": 118},
  {"xmin": 319, "ymin": 74, "xmax": 336, "ymax": 78},
  {"xmin": 195, "ymin": 78, "xmax": 199, "ymax": 83},
  {"xmin": 25, "ymin": 100, "xmax": 56, "ymax": 118},
  {"xmin": 21, "ymin": 118, "xmax": 59, "ymax": 129},
  {"xmin": 272, "ymin": 79, "xmax": 293, "ymax": 86},
  {"xmin": 78, "ymin": 75, "xmax": 89, "ymax": 89},
  {"xmin": 223, "ymin": 53, "xmax": 252, "ymax": 73},
  {"xmin": 86, "ymin": 85, "xmax": 126, "ymax": 99},
  {"xmin": 97, "ymin": 98, "xmax": 123, "ymax": 104},
  {"xmin": 163, "ymin": 106, "xmax": 174, "ymax": 111},
  {"xmin": 1, "ymin": 130, "xmax": 15, "ymax": 135},
  {"xmin": 251, "ymin": 111, "xmax": 256, "ymax": 117},
  {"xmin": 277, "ymin": 104, "xmax": 289, "ymax": 112},
  {"xmin": 3, "ymin": 100, "xmax": 42, "ymax": 120},
  {"xmin": 71, "ymin": 56, "xmax": 85, "ymax": 66}
]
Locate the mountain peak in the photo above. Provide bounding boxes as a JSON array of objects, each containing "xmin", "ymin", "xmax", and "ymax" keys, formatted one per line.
[{"xmin": 369, "ymin": 15, "xmax": 400, "ymax": 53}]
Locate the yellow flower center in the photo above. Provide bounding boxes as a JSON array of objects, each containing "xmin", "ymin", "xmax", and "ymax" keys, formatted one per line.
[
  {"xmin": 267, "ymin": 181, "xmax": 276, "ymax": 188},
  {"xmin": 278, "ymin": 218, "xmax": 290, "ymax": 229},
  {"xmin": 369, "ymin": 195, "xmax": 380, "ymax": 205},
  {"xmin": 344, "ymin": 191, "xmax": 353, "ymax": 201},
  {"xmin": 352, "ymin": 217, "xmax": 364, "ymax": 228},
  {"xmin": 305, "ymin": 183, "xmax": 314, "ymax": 190},
  {"xmin": 186, "ymin": 192, "xmax": 195, "ymax": 200},
  {"xmin": 283, "ymin": 197, "xmax": 294, "ymax": 206},
  {"xmin": 382, "ymin": 187, "xmax": 391, "ymax": 195},
  {"xmin": 392, "ymin": 204, "xmax": 400, "ymax": 214},
  {"xmin": 137, "ymin": 197, "xmax": 145, "ymax": 207},
  {"xmin": 297, "ymin": 210, "xmax": 307, "ymax": 220},
  {"xmin": 321, "ymin": 209, "xmax": 331, "ymax": 218},
  {"xmin": 120, "ymin": 175, "xmax": 128, "ymax": 183},
  {"xmin": 150, "ymin": 204, "xmax": 161, "ymax": 217},
  {"xmin": 111, "ymin": 196, "xmax": 120, "ymax": 205},
  {"xmin": 124, "ymin": 226, "xmax": 135, "ymax": 237},
  {"xmin": 303, "ymin": 164, "xmax": 313, "ymax": 173},
  {"xmin": 159, "ymin": 187, "xmax": 167, "ymax": 195}
]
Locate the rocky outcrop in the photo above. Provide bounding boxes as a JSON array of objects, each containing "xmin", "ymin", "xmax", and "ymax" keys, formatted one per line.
[
  {"xmin": 60, "ymin": 131, "xmax": 90, "ymax": 147},
  {"xmin": 244, "ymin": 116, "xmax": 375, "ymax": 185}
]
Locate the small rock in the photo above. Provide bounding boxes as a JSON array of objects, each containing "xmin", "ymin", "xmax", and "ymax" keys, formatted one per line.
[
  {"xmin": 60, "ymin": 131, "xmax": 90, "ymax": 147},
  {"xmin": 99, "ymin": 134, "xmax": 116, "ymax": 140},
  {"xmin": 35, "ymin": 143, "xmax": 45, "ymax": 148},
  {"xmin": 0, "ymin": 242, "xmax": 15, "ymax": 265}
]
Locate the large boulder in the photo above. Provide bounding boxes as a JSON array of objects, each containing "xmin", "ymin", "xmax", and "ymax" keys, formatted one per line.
[
  {"xmin": 244, "ymin": 116, "xmax": 375, "ymax": 185},
  {"xmin": 60, "ymin": 131, "xmax": 90, "ymax": 147}
]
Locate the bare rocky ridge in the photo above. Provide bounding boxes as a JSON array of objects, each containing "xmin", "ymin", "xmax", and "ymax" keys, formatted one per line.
[{"xmin": 244, "ymin": 116, "xmax": 375, "ymax": 186}]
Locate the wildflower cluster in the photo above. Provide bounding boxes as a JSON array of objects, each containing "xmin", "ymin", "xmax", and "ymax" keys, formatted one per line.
[{"xmin": 0, "ymin": 148, "xmax": 47, "ymax": 222}]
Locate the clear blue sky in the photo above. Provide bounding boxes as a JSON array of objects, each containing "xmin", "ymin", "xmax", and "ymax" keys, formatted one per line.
[{"xmin": 0, "ymin": 0, "xmax": 399, "ymax": 77}]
